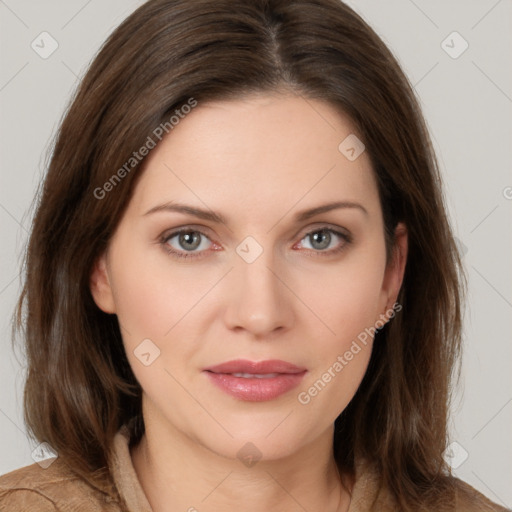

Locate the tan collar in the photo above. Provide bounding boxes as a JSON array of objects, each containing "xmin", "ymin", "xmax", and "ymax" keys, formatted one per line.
[{"xmin": 110, "ymin": 425, "xmax": 153, "ymax": 511}]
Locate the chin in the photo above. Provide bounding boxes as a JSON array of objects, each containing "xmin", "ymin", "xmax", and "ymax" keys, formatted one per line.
[
  {"xmin": 199, "ymin": 431, "xmax": 307, "ymax": 464},
  {"xmin": 187, "ymin": 411, "xmax": 316, "ymax": 463}
]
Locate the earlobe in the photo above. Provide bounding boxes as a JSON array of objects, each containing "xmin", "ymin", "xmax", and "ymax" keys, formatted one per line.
[{"xmin": 89, "ymin": 252, "xmax": 116, "ymax": 314}]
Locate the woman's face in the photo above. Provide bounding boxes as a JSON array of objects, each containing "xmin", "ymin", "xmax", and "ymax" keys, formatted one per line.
[{"xmin": 91, "ymin": 93, "xmax": 406, "ymax": 460}]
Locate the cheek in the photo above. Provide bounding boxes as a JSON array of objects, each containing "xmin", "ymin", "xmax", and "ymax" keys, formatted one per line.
[
  {"xmin": 108, "ymin": 239, "xmax": 202, "ymax": 341},
  {"xmin": 291, "ymin": 247, "xmax": 385, "ymax": 415},
  {"xmin": 296, "ymin": 343, "xmax": 372, "ymax": 428},
  {"xmin": 107, "ymin": 240, "xmax": 207, "ymax": 392},
  {"xmin": 294, "ymin": 250, "xmax": 386, "ymax": 351},
  {"xmin": 294, "ymin": 269, "xmax": 382, "ymax": 417}
]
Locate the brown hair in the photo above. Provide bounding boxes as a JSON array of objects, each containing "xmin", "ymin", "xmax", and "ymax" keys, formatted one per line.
[{"xmin": 17, "ymin": 0, "xmax": 467, "ymax": 509}]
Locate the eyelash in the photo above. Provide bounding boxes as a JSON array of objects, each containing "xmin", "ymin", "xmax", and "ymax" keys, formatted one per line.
[{"xmin": 159, "ymin": 226, "xmax": 352, "ymax": 260}]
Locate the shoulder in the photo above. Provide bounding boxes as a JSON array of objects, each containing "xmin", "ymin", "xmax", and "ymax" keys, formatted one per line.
[
  {"xmin": 453, "ymin": 477, "xmax": 510, "ymax": 512},
  {"xmin": 351, "ymin": 458, "xmax": 510, "ymax": 512},
  {"xmin": 0, "ymin": 460, "xmax": 123, "ymax": 512}
]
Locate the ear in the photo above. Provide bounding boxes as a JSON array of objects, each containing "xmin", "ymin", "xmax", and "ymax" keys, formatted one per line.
[
  {"xmin": 379, "ymin": 222, "xmax": 408, "ymax": 317},
  {"xmin": 89, "ymin": 251, "xmax": 116, "ymax": 314}
]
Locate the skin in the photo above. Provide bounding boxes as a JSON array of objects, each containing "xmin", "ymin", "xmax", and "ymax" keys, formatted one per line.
[{"xmin": 90, "ymin": 92, "xmax": 408, "ymax": 512}]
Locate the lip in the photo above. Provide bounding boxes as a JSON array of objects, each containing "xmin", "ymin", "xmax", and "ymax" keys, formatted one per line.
[
  {"xmin": 204, "ymin": 359, "xmax": 307, "ymax": 401},
  {"xmin": 205, "ymin": 359, "xmax": 306, "ymax": 374}
]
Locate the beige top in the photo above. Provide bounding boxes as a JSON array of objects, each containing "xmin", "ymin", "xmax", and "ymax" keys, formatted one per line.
[{"xmin": 0, "ymin": 426, "xmax": 508, "ymax": 511}]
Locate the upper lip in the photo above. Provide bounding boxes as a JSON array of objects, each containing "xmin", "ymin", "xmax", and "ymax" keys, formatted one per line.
[{"xmin": 204, "ymin": 359, "xmax": 306, "ymax": 374}]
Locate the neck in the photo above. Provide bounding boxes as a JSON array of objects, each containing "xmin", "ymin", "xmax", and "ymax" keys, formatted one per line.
[{"xmin": 130, "ymin": 410, "xmax": 352, "ymax": 512}]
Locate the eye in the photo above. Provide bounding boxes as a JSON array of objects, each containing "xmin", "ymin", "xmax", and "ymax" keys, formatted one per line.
[
  {"xmin": 160, "ymin": 225, "xmax": 351, "ymax": 260},
  {"xmin": 162, "ymin": 229, "xmax": 213, "ymax": 259},
  {"xmin": 296, "ymin": 227, "xmax": 351, "ymax": 256}
]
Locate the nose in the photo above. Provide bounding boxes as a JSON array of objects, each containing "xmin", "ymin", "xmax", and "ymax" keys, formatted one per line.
[{"xmin": 223, "ymin": 247, "xmax": 295, "ymax": 338}]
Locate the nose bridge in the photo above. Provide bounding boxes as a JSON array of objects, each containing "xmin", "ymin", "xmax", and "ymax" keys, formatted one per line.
[{"xmin": 224, "ymin": 238, "xmax": 293, "ymax": 336}]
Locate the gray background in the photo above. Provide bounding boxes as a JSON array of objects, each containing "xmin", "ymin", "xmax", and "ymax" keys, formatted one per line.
[{"xmin": 0, "ymin": 0, "xmax": 511, "ymax": 507}]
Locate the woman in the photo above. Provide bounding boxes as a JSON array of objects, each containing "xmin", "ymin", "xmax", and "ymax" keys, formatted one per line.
[{"xmin": 0, "ymin": 0, "xmax": 507, "ymax": 511}]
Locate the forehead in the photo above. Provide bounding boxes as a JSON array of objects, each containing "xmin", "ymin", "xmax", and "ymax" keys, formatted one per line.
[{"xmin": 130, "ymin": 93, "xmax": 380, "ymax": 221}]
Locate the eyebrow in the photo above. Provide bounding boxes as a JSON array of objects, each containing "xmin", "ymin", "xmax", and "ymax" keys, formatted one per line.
[{"xmin": 143, "ymin": 200, "xmax": 368, "ymax": 224}]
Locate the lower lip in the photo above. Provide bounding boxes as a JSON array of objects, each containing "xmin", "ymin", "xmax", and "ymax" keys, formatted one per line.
[{"xmin": 205, "ymin": 371, "xmax": 307, "ymax": 401}]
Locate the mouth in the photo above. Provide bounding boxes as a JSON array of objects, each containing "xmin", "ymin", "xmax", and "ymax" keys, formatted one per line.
[
  {"xmin": 203, "ymin": 359, "xmax": 307, "ymax": 401},
  {"xmin": 228, "ymin": 372, "xmax": 281, "ymax": 379}
]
